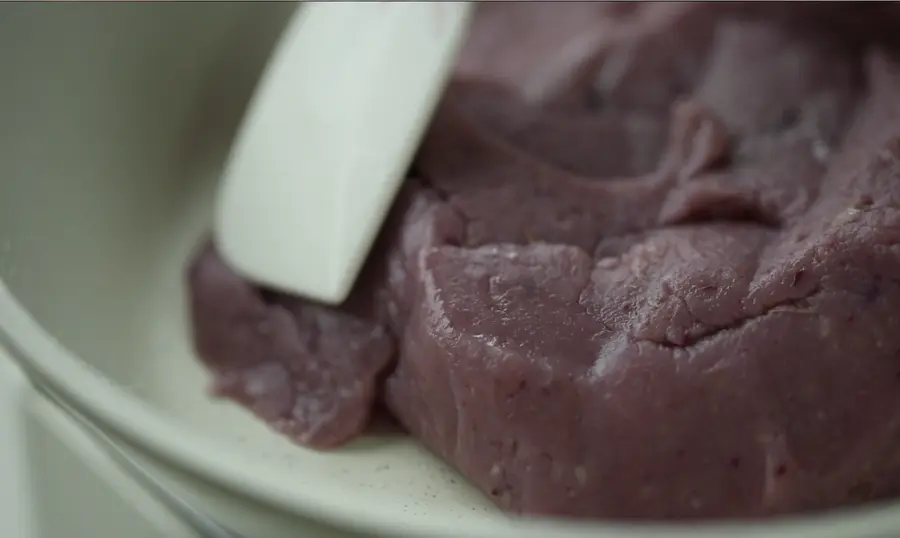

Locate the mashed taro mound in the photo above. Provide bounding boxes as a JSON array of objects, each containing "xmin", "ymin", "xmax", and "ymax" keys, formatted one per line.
[{"xmin": 188, "ymin": 3, "xmax": 900, "ymax": 520}]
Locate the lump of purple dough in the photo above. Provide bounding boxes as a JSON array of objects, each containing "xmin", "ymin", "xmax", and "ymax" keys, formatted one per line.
[
  {"xmin": 187, "ymin": 2, "xmax": 900, "ymax": 521},
  {"xmin": 187, "ymin": 243, "xmax": 394, "ymax": 448}
]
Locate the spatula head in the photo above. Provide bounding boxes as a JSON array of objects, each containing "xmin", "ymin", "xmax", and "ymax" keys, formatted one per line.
[{"xmin": 215, "ymin": 2, "xmax": 472, "ymax": 304}]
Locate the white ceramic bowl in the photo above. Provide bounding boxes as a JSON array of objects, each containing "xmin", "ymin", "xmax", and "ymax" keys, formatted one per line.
[{"xmin": 2, "ymin": 4, "xmax": 900, "ymax": 537}]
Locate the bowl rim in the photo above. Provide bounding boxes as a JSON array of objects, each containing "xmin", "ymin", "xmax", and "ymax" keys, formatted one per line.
[{"xmin": 2, "ymin": 281, "xmax": 900, "ymax": 538}]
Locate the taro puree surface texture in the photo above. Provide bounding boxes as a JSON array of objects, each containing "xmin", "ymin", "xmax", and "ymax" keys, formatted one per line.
[{"xmin": 188, "ymin": 3, "xmax": 900, "ymax": 521}]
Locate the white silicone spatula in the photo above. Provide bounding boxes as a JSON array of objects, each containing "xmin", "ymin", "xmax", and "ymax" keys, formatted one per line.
[{"xmin": 214, "ymin": 2, "xmax": 473, "ymax": 304}]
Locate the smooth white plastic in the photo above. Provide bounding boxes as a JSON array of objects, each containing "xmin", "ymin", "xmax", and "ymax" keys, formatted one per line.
[
  {"xmin": 1, "ymin": 3, "xmax": 900, "ymax": 538},
  {"xmin": 216, "ymin": 2, "xmax": 472, "ymax": 304}
]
